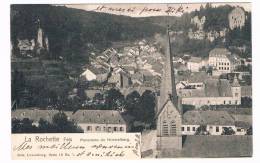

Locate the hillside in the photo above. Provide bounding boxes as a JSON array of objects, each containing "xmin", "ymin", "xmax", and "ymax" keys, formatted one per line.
[{"xmin": 11, "ymin": 5, "xmax": 164, "ymax": 63}]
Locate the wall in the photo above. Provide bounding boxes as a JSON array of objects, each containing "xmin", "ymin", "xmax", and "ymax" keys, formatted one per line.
[
  {"xmin": 78, "ymin": 123, "xmax": 127, "ymax": 133},
  {"xmin": 182, "ymin": 96, "xmax": 241, "ymax": 107}
]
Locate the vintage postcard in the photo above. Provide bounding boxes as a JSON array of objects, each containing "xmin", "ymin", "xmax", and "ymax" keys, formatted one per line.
[{"xmin": 11, "ymin": 3, "xmax": 252, "ymax": 159}]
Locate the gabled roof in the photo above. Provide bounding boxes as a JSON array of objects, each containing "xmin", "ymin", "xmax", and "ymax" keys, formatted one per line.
[
  {"xmin": 183, "ymin": 110, "xmax": 235, "ymax": 125},
  {"xmin": 11, "ymin": 108, "xmax": 59, "ymax": 123},
  {"xmin": 188, "ymin": 57, "xmax": 202, "ymax": 63},
  {"xmin": 69, "ymin": 110, "xmax": 126, "ymax": 125}
]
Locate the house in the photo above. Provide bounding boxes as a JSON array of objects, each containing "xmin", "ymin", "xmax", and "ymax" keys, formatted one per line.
[
  {"xmin": 67, "ymin": 110, "xmax": 128, "ymax": 133},
  {"xmin": 228, "ymin": 7, "xmax": 246, "ymax": 30},
  {"xmin": 108, "ymin": 67, "xmax": 132, "ymax": 88},
  {"xmin": 11, "ymin": 108, "xmax": 59, "ymax": 126},
  {"xmin": 182, "ymin": 110, "xmax": 236, "ymax": 135},
  {"xmin": 179, "ymin": 75, "xmax": 241, "ymax": 107},
  {"xmin": 17, "ymin": 39, "xmax": 35, "ymax": 55},
  {"xmin": 208, "ymin": 48, "xmax": 238, "ymax": 75},
  {"xmin": 11, "ymin": 109, "xmax": 130, "ymax": 133},
  {"xmin": 80, "ymin": 66, "xmax": 109, "ymax": 82},
  {"xmin": 186, "ymin": 57, "xmax": 203, "ymax": 72}
]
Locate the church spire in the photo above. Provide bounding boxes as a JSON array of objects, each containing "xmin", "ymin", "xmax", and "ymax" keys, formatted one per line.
[{"xmin": 158, "ymin": 26, "xmax": 178, "ymax": 112}]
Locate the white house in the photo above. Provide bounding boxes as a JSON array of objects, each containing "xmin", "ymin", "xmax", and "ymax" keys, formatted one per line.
[
  {"xmin": 187, "ymin": 57, "xmax": 203, "ymax": 72},
  {"xmin": 182, "ymin": 110, "xmax": 246, "ymax": 135},
  {"xmin": 80, "ymin": 66, "xmax": 109, "ymax": 82},
  {"xmin": 66, "ymin": 110, "xmax": 129, "ymax": 133},
  {"xmin": 208, "ymin": 48, "xmax": 238, "ymax": 75},
  {"xmin": 179, "ymin": 76, "xmax": 241, "ymax": 107}
]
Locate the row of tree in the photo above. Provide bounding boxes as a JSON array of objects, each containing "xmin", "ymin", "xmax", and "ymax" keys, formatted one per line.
[{"xmin": 12, "ymin": 112, "xmax": 83, "ymax": 133}]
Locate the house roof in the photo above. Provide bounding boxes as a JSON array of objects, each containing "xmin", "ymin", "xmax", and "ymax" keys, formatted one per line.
[
  {"xmin": 69, "ymin": 110, "xmax": 126, "ymax": 125},
  {"xmin": 11, "ymin": 108, "xmax": 59, "ymax": 123},
  {"xmin": 188, "ymin": 57, "xmax": 202, "ymax": 63},
  {"xmin": 159, "ymin": 135, "xmax": 252, "ymax": 157},
  {"xmin": 205, "ymin": 79, "xmax": 232, "ymax": 97},
  {"xmin": 183, "ymin": 110, "xmax": 235, "ymax": 126},
  {"xmin": 241, "ymin": 86, "xmax": 252, "ymax": 97},
  {"xmin": 83, "ymin": 66, "xmax": 108, "ymax": 75},
  {"xmin": 12, "ymin": 109, "xmax": 127, "ymax": 125},
  {"xmin": 209, "ymin": 48, "xmax": 231, "ymax": 57}
]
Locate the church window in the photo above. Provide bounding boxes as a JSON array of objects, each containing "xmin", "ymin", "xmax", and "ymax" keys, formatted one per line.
[
  {"xmin": 170, "ymin": 121, "xmax": 177, "ymax": 136},
  {"xmin": 162, "ymin": 121, "xmax": 169, "ymax": 136}
]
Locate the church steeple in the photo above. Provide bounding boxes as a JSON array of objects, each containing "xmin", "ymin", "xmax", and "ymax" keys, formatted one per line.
[{"xmin": 158, "ymin": 26, "xmax": 178, "ymax": 113}]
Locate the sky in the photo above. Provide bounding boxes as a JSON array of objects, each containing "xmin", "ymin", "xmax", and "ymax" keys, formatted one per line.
[{"xmin": 65, "ymin": 3, "xmax": 251, "ymax": 17}]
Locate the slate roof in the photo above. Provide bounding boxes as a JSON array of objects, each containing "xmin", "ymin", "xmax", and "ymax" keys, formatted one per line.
[
  {"xmin": 183, "ymin": 110, "xmax": 235, "ymax": 125},
  {"xmin": 159, "ymin": 135, "xmax": 252, "ymax": 158},
  {"xmin": 68, "ymin": 110, "xmax": 126, "ymax": 125},
  {"xmin": 209, "ymin": 48, "xmax": 236, "ymax": 63},
  {"xmin": 11, "ymin": 108, "xmax": 59, "ymax": 123},
  {"xmin": 188, "ymin": 57, "xmax": 202, "ymax": 63},
  {"xmin": 241, "ymin": 86, "xmax": 252, "ymax": 97},
  {"xmin": 12, "ymin": 109, "xmax": 127, "ymax": 125}
]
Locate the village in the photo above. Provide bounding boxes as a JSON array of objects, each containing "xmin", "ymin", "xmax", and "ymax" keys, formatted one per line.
[{"xmin": 11, "ymin": 5, "xmax": 252, "ymax": 158}]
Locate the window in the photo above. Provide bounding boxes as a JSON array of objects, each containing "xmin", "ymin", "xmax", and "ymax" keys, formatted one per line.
[
  {"xmin": 224, "ymin": 100, "xmax": 226, "ymax": 104},
  {"xmin": 227, "ymin": 67, "xmax": 229, "ymax": 70},
  {"xmin": 235, "ymin": 100, "xmax": 238, "ymax": 105},
  {"xmin": 187, "ymin": 127, "xmax": 190, "ymax": 131},
  {"xmin": 170, "ymin": 121, "xmax": 177, "ymax": 136},
  {"xmin": 237, "ymin": 128, "xmax": 242, "ymax": 132},
  {"xmin": 95, "ymin": 126, "xmax": 101, "ymax": 131},
  {"xmin": 216, "ymin": 126, "xmax": 219, "ymax": 132},
  {"xmin": 192, "ymin": 127, "xmax": 196, "ymax": 131},
  {"xmin": 108, "ymin": 127, "xmax": 112, "ymax": 132},
  {"xmin": 162, "ymin": 121, "xmax": 168, "ymax": 136},
  {"xmin": 120, "ymin": 127, "xmax": 124, "ymax": 131},
  {"xmin": 229, "ymin": 101, "xmax": 231, "ymax": 104},
  {"xmin": 114, "ymin": 127, "xmax": 117, "ymax": 131},
  {"xmin": 182, "ymin": 127, "xmax": 185, "ymax": 131},
  {"xmin": 103, "ymin": 127, "xmax": 106, "ymax": 131},
  {"xmin": 235, "ymin": 93, "xmax": 239, "ymax": 97},
  {"xmin": 87, "ymin": 126, "xmax": 92, "ymax": 131}
]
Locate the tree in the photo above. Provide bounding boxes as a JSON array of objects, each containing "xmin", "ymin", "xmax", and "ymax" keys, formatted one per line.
[
  {"xmin": 221, "ymin": 127, "xmax": 235, "ymax": 135},
  {"xmin": 138, "ymin": 90, "xmax": 156, "ymax": 124},
  {"xmin": 52, "ymin": 112, "xmax": 83, "ymax": 133},
  {"xmin": 104, "ymin": 88, "xmax": 125, "ymax": 110},
  {"xmin": 246, "ymin": 126, "xmax": 252, "ymax": 135},
  {"xmin": 125, "ymin": 91, "xmax": 140, "ymax": 114},
  {"xmin": 12, "ymin": 118, "xmax": 38, "ymax": 133},
  {"xmin": 195, "ymin": 125, "xmax": 208, "ymax": 135}
]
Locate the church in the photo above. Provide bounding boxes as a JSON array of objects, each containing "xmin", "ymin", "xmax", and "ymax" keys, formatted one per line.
[{"xmin": 156, "ymin": 26, "xmax": 182, "ymax": 150}]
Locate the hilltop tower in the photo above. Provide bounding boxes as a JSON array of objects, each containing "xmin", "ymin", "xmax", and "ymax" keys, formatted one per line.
[{"xmin": 156, "ymin": 26, "xmax": 182, "ymax": 151}]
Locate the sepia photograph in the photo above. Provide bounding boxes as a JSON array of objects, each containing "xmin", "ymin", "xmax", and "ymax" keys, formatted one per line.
[{"xmin": 10, "ymin": 2, "xmax": 252, "ymax": 158}]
